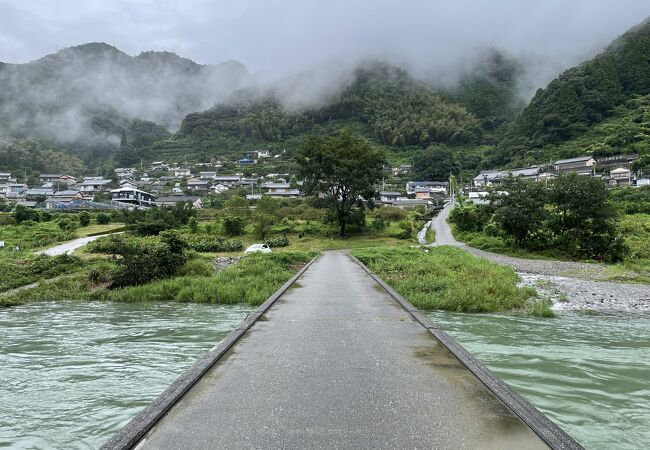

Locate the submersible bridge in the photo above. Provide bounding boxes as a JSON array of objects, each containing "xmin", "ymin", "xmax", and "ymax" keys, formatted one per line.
[{"xmin": 102, "ymin": 251, "xmax": 583, "ymax": 449}]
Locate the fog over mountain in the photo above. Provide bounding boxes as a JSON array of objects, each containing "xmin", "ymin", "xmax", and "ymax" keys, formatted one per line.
[{"xmin": 0, "ymin": 0, "xmax": 649, "ymax": 144}]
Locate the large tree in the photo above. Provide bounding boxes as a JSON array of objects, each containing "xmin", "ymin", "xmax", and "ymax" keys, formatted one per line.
[
  {"xmin": 411, "ymin": 146, "xmax": 459, "ymax": 181},
  {"xmin": 296, "ymin": 131, "xmax": 385, "ymax": 237}
]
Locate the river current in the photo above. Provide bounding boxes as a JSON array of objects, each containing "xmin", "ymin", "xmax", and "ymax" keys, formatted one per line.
[{"xmin": 1, "ymin": 302, "xmax": 648, "ymax": 449}]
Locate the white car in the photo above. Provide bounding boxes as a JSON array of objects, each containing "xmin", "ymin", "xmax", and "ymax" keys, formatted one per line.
[{"xmin": 244, "ymin": 243, "xmax": 272, "ymax": 254}]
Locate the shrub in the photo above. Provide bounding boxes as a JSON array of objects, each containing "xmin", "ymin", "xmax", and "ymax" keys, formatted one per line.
[
  {"xmin": 448, "ymin": 204, "xmax": 484, "ymax": 232},
  {"xmin": 392, "ymin": 220, "xmax": 414, "ymax": 239},
  {"xmin": 252, "ymin": 213, "xmax": 276, "ymax": 240},
  {"xmin": 96, "ymin": 213, "xmax": 110, "ymax": 225},
  {"xmin": 223, "ymin": 216, "xmax": 245, "ymax": 236},
  {"xmin": 369, "ymin": 217, "xmax": 387, "ymax": 234},
  {"xmin": 265, "ymin": 236, "xmax": 289, "ymax": 248},
  {"xmin": 177, "ymin": 258, "xmax": 215, "ymax": 277},
  {"xmin": 14, "ymin": 205, "xmax": 41, "ymax": 223},
  {"xmin": 188, "ymin": 217, "xmax": 199, "ymax": 233},
  {"xmin": 371, "ymin": 206, "xmax": 407, "ymax": 221},
  {"xmin": 57, "ymin": 217, "xmax": 78, "ymax": 232},
  {"xmin": 79, "ymin": 212, "xmax": 91, "ymax": 227},
  {"xmin": 185, "ymin": 236, "xmax": 244, "ymax": 252}
]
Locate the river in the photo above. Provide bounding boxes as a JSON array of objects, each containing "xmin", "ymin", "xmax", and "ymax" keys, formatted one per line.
[
  {"xmin": 1, "ymin": 303, "xmax": 648, "ymax": 449},
  {"xmin": 0, "ymin": 301, "xmax": 253, "ymax": 449},
  {"xmin": 426, "ymin": 309, "xmax": 650, "ymax": 450}
]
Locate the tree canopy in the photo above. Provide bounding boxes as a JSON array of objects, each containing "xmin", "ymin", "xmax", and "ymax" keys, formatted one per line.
[{"xmin": 296, "ymin": 130, "xmax": 385, "ymax": 237}]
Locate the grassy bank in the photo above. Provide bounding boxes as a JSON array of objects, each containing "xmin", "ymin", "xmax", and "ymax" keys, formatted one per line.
[
  {"xmin": 0, "ymin": 251, "xmax": 316, "ymax": 308},
  {"xmin": 0, "ymin": 253, "xmax": 84, "ymax": 292},
  {"xmin": 352, "ymin": 246, "xmax": 549, "ymax": 315}
]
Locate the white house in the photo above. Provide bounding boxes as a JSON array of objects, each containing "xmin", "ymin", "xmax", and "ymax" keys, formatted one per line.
[
  {"xmin": 609, "ymin": 167, "xmax": 632, "ymax": 186},
  {"xmin": 554, "ymin": 156, "xmax": 596, "ymax": 174},
  {"xmin": 110, "ymin": 187, "xmax": 156, "ymax": 207},
  {"xmin": 173, "ymin": 168, "xmax": 192, "ymax": 178},
  {"xmin": 76, "ymin": 177, "xmax": 111, "ymax": 195}
]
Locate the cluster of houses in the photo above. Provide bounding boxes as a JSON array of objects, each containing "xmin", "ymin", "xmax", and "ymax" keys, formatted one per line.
[
  {"xmin": 473, "ymin": 154, "xmax": 647, "ymax": 189},
  {"xmin": 0, "ymin": 157, "xmax": 306, "ymax": 210}
]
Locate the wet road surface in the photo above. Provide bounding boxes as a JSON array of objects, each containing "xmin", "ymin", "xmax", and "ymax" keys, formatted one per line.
[{"xmin": 134, "ymin": 251, "xmax": 549, "ymax": 449}]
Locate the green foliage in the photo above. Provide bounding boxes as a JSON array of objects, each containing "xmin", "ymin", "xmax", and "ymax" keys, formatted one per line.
[
  {"xmin": 491, "ymin": 176, "xmax": 549, "ymax": 248},
  {"xmin": 13, "ymin": 205, "xmax": 41, "ymax": 223},
  {"xmin": 0, "ymin": 253, "xmax": 83, "ymax": 292},
  {"xmin": 0, "ymin": 220, "xmax": 73, "ymax": 249},
  {"xmin": 223, "ymin": 216, "xmax": 245, "ymax": 236},
  {"xmin": 184, "ymin": 236, "xmax": 244, "ymax": 252},
  {"xmin": 265, "ymin": 236, "xmax": 289, "ymax": 248},
  {"xmin": 610, "ymin": 186, "xmax": 650, "ymax": 214},
  {"xmin": 78, "ymin": 212, "xmax": 91, "ymax": 227},
  {"xmin": 90, "ymin": 231, "xmax": 188, "ymax": 287},
  {"xmin": 296, "ymin": 130, "xmax": 385, "ymax": 237},
  {"xmin": 96, "ymin": 213, "xmax": 110, "ymax": 225},
  {"xmin": 187, "ymin": 217, "xmax": 199, "ymax": 233},
  {"xmin": 448, "ymin": 204, "xmax": 488, "ymax": 232},
  {"xmin": 411, "ymin": 146, "xmax": 460, "ymax": 180},
  {"xmin": 391, "ymin": 220, "xmax": 414, "ymax": 240},
  {"xmin": 56, "ymin": 216, "xmax": 78, "ymax": 232},
  {"xmin": 352, "ymin": 246, "xmax": 535, "ymax": 313},
  {"xmin": 252, "ymin": 213, "xmax": 276, "ymax": 240}
]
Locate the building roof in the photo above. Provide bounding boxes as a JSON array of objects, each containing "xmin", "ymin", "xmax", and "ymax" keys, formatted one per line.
[
  {"xmin": 263, "ymin": 183, "xmax": 290, "ymax": 189},
  {"xmin": 379, "ymin": 191, "xmax": 401, "ymax": 197},
  {"xmin": 214, "ymin": 176, "xmax": 240, "ymax": 181},
  {"xmin": 78, "ymin": 178, "xmax": 111, "ymax": 186},
  {"xmin": 610, "ymin": 167, "xmax": 631, "ymax": 174},
  {"xmin": 555, "ymin": 156, "xmax": 595, "ymax": 165},
  {"xmin": 157, "ymin": 195, "xmax": 201, "ymax": 203},
  {"xmin": 51, "ymin": 190, "xmax": 82, "ymax": 196}
]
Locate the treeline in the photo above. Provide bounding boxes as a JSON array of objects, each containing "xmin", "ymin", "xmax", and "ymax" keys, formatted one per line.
[
  {"xmin": 499, "ymin": 19, "xmax": 650, "ymax": 165},
  {"xmin": 177, "ymin": 62, "xmax": 484, "ymax": 152},
  {"xmin": 450, "ymin": 174, "xmax": 627, "ymax": 262}
]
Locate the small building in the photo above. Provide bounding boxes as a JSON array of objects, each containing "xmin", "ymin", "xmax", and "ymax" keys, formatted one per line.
[
  {"xmin": 213, "ymin": 176, "xmax": 241, "ymax": 187},
  {"xmin": 636, "ymin": 178, "xmax": 649, "ymax": 187},
  {"xmin": 76, "ymin": 177, "xmax": 112, "ymax": 195},
  {"xmin": 406, "ymin": 181, "xmax": 449, "ymax": 195},
  {"xmin": 199, "ymin": 171, "xmax": 217, "ymax": 180},
  {"xmin": 150, "ymin": 161, "xmax": 169, "ymax": 171},
  {"xmin": 187, "ymin": 178, "xmax": 213, "ymax": 192},
  {"xmin": 238, "ymin": 158, "xmax": 255, "ymax": 165},
  {"xmin": 414, "ymin": 187, "xmax": 432, "ymax": 199},
  {"xmin": 473, "ymin": 166, "xmax": 544, "ymax": 187},
  {"xmin": 173, "ymin": 168, "xmax": 192, "ymax": 178},
  {"xmin": 114, "ymin": 168, "xmax": 136, "ymax": 179},
  {"xmin": 211, "ymin": 183, "xmax": 230, "ymax": 194},
  {"xmin": 261, "ymin": 182, "xmax": 300, "ymax": 198},
  {"xmin": 39, "ymin": 174, "xmax": 78, "ymax": 185},
  {"xmin": 554, "ymin": 156, "xmax": 596, "ymax": 175},
  {"xmin": 156, "ymin": 193, "xmax": 203, "ymax": 209},
  {"xmin": 392, "ymin": 165, "xmax": 412, "ymax": 176},
  {"xmin": 110, "ymin": 187, "xmax": 156, "ymax": 207},
  {"xmin": 609, "ymin": 167, "xmax": 632, "ymax": 186},
  {"xmin": 25, "ymin": 188, "xmax": 54, "ymax": 198},
  {"xmin": 45, "ymin": 190, "xmax": 83, "ymax": 208},
  {"xmin": 468, "ymin": 191, "xmax": 489, "ymax": 205},
  {"xmin": 596, "ymin": 154, "xmax": 638, "ymax": 170},
  {"xmin": 378, "ymin": 191, "xmax": 402, "ymax": 202},
  {"xmin": 392, "ymin": 198, "xmax": 431, "ymax": 209},
  {"xmin": 0, "ymin": 172, "xmax": 12, "ymax": 182}
]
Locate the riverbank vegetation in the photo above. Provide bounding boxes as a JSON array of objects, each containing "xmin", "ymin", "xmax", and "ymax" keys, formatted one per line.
[
  {"xmin": 0, "ymin": 250, "xmax": 315, "ymax": 308},
  {"xmin": 352, "ymin": 246, "xmax": 551, "ymax": 316}
]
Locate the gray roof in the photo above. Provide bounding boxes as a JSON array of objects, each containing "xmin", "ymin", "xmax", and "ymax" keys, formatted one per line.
[
  {"xmin": 157, "ymin": 195, "xmax": 200, "ymax": 203},
  {"xmin": 555, "ymin": 156, "xmax": 595, "ymax": 165},
  {"xmin": 379, "ymin": 191, "xmax": 401, "ymax": 196}
]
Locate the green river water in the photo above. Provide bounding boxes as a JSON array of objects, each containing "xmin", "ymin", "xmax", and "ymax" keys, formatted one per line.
[{"xmin": 1, "ymin": 302, "xmax": 648, "ymax": 449}]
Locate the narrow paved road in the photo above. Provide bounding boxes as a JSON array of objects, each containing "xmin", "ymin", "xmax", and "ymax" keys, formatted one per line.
[
  {"xmin": 134, "ymin": 251, "xmax": 548, "ymax": 449},
  {"xmin": 36, "ymin": 234, "xmax": 118, "ymax": 256},
  {"xmin": 430, "ymin": 203, "xmax": 650, "ymax": 311}
]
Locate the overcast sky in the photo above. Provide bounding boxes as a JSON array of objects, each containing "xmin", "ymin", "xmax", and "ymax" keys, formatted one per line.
[{"xmin": 1, "ymin": 0, "xmax": 649, "ymax": 85}]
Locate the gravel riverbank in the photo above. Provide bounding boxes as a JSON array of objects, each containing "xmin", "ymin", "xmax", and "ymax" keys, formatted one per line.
[{"xmin": 430, "ymin": 202, "xmax": 650, "ymax": 312}]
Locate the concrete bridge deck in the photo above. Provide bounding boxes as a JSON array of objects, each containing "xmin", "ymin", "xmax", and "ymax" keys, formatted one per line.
[{"xmin": 104, "ymin": 251, "xmax": 582, "ymax": 449}]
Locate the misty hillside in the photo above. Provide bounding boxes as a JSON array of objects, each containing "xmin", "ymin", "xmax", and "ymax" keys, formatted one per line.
[
  {"xmin": 495, "ymin": 17, "xmax": 650, "ymax": 166},
  {"xmin": 0, "ymin": 42, "xmax": 250, "ymax": 141}
]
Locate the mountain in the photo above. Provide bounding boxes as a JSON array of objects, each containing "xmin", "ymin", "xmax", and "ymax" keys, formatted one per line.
[
  {"xmin": 494, "ymin": 17, "xmax": 650, "ymax": 167},
  {"xmin": 0, "ymin": 42, "xmax": 251, "ymax": 143}
]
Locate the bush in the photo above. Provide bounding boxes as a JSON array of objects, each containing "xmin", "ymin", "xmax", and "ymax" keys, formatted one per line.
[
  {"xmin": 79, "ymin": 212, "xmax": 91, "ymax": 227},
  {"xmin": 96, "ymin": 213, "xmax": 110, "ymax": 225},
  {"xmin": 223, "ymin": 216, "xmax": 245, "ymax": 236},
  {"xmin": 253, "ymin": 213, "xmax": 276, "ymax": 240},
  {"xmin": 188, "ymin": 217, "xmax": 199, "ymax": 233},
  {"xmin": 391, "ymin": 220, "xmax": 414, "ymax": 239},
  {"xmin": 57, "ymin": 217, "xmax": 78, "ymax": 232},
  {"xmin": 177, "ymin": 258, "xmax": 215, "ymax": 277},
  {"xmin": 369, "ymin": 217, "xmax": 387, "ymax": 234},
  {"xmin": 265, "ymin": 236, "xmax": 289, "ymax": 248},
  {"xmin": 370, "ymin": 206, "xmax": 408, "ymax": 221},
  {"xmin": 14, "ymin": 205, "xmax": 41, "ymax": 223},
  {"xmin": 448, "ymin": 204, "xmax": 485, "ymax": 232},
  {"xmin": 185, "ymin": 236, "xmax": 244, "ymax": 252}
]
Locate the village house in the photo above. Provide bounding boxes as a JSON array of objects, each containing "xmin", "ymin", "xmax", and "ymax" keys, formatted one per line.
[
  {"xmin": 608, "ymin": 167, "xmax": 632, "ymax": 186},
  {"xmin": 213, "ymin": 176, "xmax": 241, "ymax": 187},
  {"xmin": 76, "ymin": 177, "xmax": 112, "ymax": 196},
  {"xmin": 554, "ymin": 156, "xmax": 596, "ymax": 175},
  {"xmin": 173, "ymin": 168, "xmax": 192, "ymax": 178},
  {"xmin": 45, "ymin": 190, "xmax": 83, "ymax": 208},
  {"xmin": 199, "ymin": 171, "xmax": 217, "ymax": 180},
  {"xmin": 25, "ymin": 188, "xmax": 54, "ymax": 198},
  {"xmin": 186, "ymin": 178, "xmax": 213, "ymax": 192},
  {"xmin": 38, "ymin": 174, "xmax": 78, "ymax": 185},
  {"xmin": 114, "ymin": 168, "xmax": 136, "ymax": 179},
  {"xmin": 0, "ymin": 172, "xmax": 13, "ymax": 182},
  {"xmin": 261, "ymin": 182, "xmax": 301, "ymax": 198},
  {"xmin": 378, "ymin": 191, "xmax": 402, "ymax": 202},
  {"xmin": 596, "ymin": 153, "xmax": 638, "ymax": 170},
  {"xmin": 392, "ymin": 198, "xmax": 431, "ymax": 209},
  {"xmin": 406, "ymin": 181, "xmax": 449, "ymax": 195},
  {"xmin": 156, "ymin": 193, "xmax": 203, "ymax": 209},
  {"xmin": 110, "ymin": 187, "xmax": 156, "ymax": 207},
  {"xmin": 149, "ymin": 161, "xmax": 169, "ymax": 171},
  {"xmin": 473, "ymin": 166, "xmax": 544, "ymax": 187},
  {"xmin": 211, "ymin": 183, "xmax": 230, "ymax": 194},
  {"xmin": 392, "ymin": 165, "xmax": 412, "ymax": 176}
]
